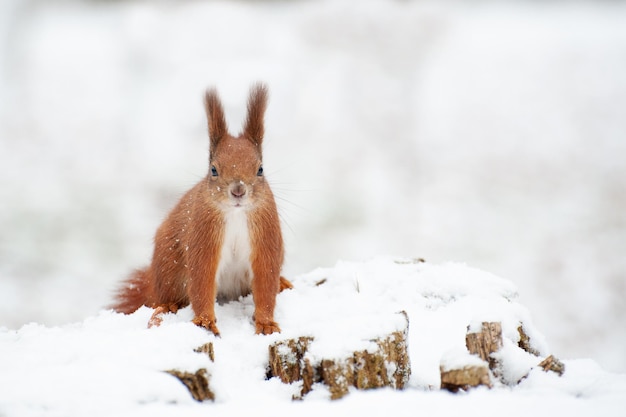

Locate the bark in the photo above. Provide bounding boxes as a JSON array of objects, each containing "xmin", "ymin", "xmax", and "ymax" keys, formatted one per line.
[
  {"xmin": 194, "ymin": 342, "xmax": 215, "ymax": 362},
  {"xmin": 440, "ymin": 321, "xmax": 504, "ymax": 392},
  {"xmin": 165, "ymin": 369, "xmax": 214, "ymax": 402},
  {"xmin": 267, "ymin": 336, "xmax": 314, "ymax": 385},
  {"xmin": 440, "ymin": 365, "xmax": 492, "ymax": 392},
  {"xmin": 517, "ymin": 325, "xmax": 540, "ymax": 356},
  {"xmin": 538, "ymin": 355, "xmax": 565, "ymax": 376},
  {"xmin": 465, "ymin": 322, "xmax": 503, "ymax": 369}
]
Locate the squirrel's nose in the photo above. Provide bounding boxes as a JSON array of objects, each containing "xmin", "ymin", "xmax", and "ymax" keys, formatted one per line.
[{"xmin": 230, "ymin": 182, "xmax": 247, "ymax": 198}]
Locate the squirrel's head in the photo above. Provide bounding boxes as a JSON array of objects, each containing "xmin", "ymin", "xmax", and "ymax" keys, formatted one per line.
[{"xmin": 204, "ymin": 83, "xmax": 270, "ymax": 210}]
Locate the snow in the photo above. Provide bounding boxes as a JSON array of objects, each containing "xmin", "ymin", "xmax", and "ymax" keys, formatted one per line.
[
  {"xmin": 1, "ymin": 257, "xmax": 625, "ymax": 416},
  {"xmin": 1, "ymin": 0, "xmax": 624, "ymax": 373},
  {"xmin": 1, "ymin": 0, "xmax": 626, "ymax": 413},
  {"xmin": 440, "ymin": 346, "xmax": 488, "ymax": 372}
]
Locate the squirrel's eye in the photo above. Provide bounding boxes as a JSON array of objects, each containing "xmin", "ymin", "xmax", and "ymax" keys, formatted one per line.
[
  {"xmin": 257, "ymin": 165, "xmax": 264, "ymax": 176},
  {"xmin": 211, "ymin": 166, "xmax": 218, "ymax": 177}
]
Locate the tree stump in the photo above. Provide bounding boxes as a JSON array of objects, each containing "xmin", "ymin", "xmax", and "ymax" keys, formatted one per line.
[{"xmin": 267, "ymin": 312, "xmax": 411, "ymax": 400}]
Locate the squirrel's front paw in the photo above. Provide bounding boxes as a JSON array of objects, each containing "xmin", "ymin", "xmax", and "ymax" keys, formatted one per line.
[
  {"xmin": 255, "ymin": 320, "xmax": 281, "ymax": 335},
  {"xmin": 192, "ymin": 315, "xmax": 221, "ymax": 337},
  {"xmin": 279, "ymin": 276, "xmax": 294, "ymax": 292},
  {"xmin": 148, "ymin": 304, "xmax": 180, "ymax": 328}
]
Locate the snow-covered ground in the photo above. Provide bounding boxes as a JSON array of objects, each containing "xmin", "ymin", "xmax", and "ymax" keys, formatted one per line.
[
  {"xmin": 2, "ymin": 258, "xmax": 625, "ymax": 416},
  {"xmin": 0, "ymin": 0, "xmax": 625, "ymax": 387}
]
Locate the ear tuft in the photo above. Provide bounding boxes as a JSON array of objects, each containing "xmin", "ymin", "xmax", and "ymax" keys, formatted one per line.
[
  {"xmin": 204, "ymin": 88, "xmax": 228, "ymax": 151},
  {"xmin": 243, "ymin": 83, "xmax": 268, "ymax": 145}
]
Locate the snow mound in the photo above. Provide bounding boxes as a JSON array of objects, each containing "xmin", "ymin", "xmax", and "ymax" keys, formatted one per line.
[{"xmin": 1, "ymin": 257, "xmax": 625, "ymax": 416}]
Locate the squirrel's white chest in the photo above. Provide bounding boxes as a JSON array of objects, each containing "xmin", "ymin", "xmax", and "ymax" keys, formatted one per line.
[{"xmin": 215, "ymin": 208, "xmax": 253, "ymax": 301}]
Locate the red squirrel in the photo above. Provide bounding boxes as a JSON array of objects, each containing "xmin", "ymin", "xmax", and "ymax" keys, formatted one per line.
[{"xmin": 111, "ymin": 83, "xmax": 292, "ymax": 335}]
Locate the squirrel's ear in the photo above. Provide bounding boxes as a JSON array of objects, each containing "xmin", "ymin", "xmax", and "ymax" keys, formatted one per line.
[
  {"xmin": 204, "ymin": 88, "xmax": 228, "ymax": 150},
  {"xmin": 243, "ymin": 83, "xmax": 268, "ymax": 145}
]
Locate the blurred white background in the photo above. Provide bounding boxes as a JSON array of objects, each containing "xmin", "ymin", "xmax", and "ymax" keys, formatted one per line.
[{"xmin": 0, "ymin": 0, "xmax": 624, "ymax": 372}]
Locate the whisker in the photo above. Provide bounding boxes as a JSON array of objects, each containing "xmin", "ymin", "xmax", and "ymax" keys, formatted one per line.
[
  {"xmin": 278, "ymin": 211, "xmax": 296, "ymax": 237},
  {"xmin": 274, "ymin": 194, "xmax": 310, "ymax": 213}
]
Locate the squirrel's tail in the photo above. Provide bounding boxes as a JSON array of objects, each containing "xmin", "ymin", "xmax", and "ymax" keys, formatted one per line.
[{"xmin": 110, "ymin": 268, "xmax": 153, "ymax": 314}]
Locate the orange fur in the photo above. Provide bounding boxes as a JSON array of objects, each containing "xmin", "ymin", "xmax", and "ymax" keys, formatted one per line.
[{"xmin": 110, "ymin": 83, "xmax": 289, "ymax": 335}]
